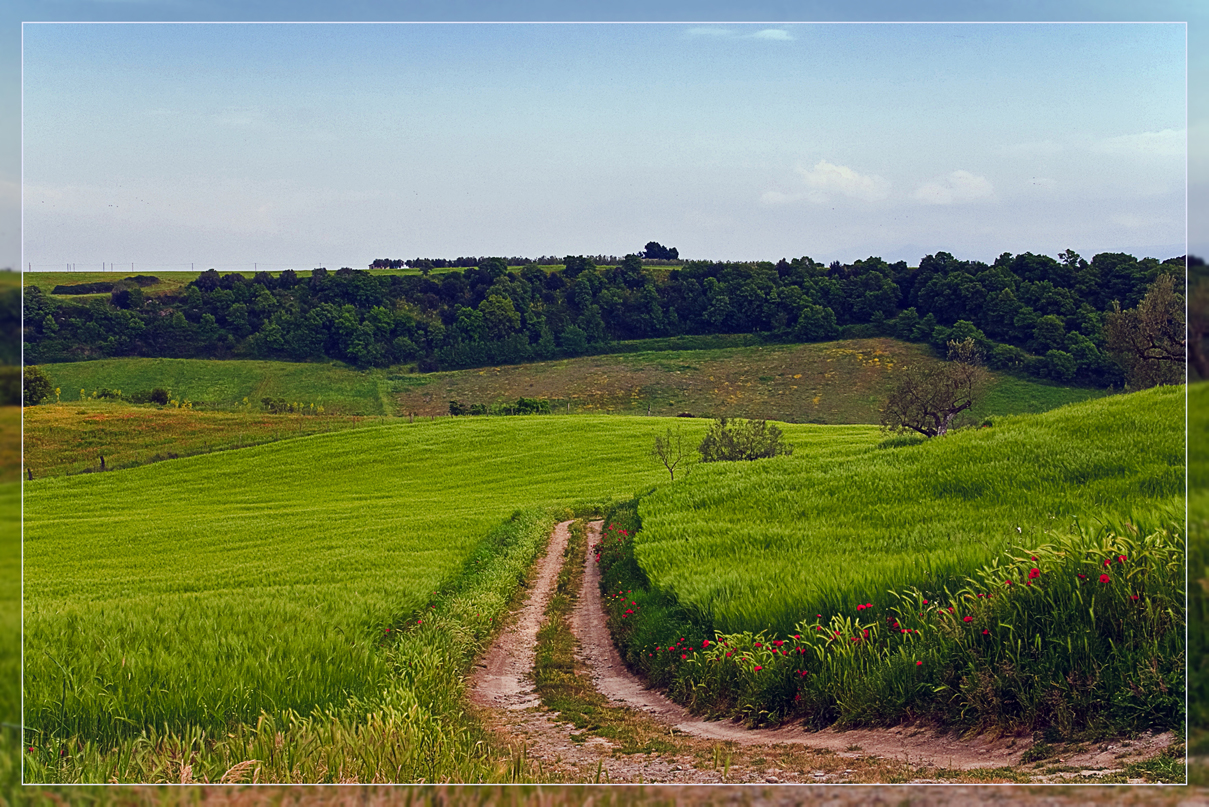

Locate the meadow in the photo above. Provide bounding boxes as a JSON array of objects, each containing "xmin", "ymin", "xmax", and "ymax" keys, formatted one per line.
[
  {"xmin": 634, "ymin": 384, "xmax": 1184, "ymax": 634},
  {"xmin": 22, "ymin": 401, "xmax": 387, "ymax": 478},
  {"xmin": 35, "ymin": 337, "xmax": 1106, "ymax": 425},
  {"xmin": 35, "ymin": 358, "xmax": 395, "ymax": 416},
  {"xmin": 23, "ymin": 414, "xmax": 712, "ymax": 780},
  {"xmin": 596, "ymin": 385, "xmax": 1186, "ymax": 736}
]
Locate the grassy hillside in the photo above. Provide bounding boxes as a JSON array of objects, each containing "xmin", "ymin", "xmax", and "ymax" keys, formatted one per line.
[
  {"xmin": 36, "ymin": 358, "xmax": 394, "ymax": 415},
  {"xmin": 635, "ymin": 384, "xmax": 1184, "ymax": 634},
  {"xmin": 36, "ymin": 338, "xmax": 1107, "ymax": 424},
  {"xmin": 23, "ymin": 415, "xmax": 717, "ymax": 746},
  {"xmin": 22, "ymin": 402, "xmax": 387, "ymax": 478}
]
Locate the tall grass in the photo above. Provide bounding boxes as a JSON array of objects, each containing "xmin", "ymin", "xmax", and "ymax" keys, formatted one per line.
[
  {"xmin": 22, "ymin": 415, "xmax": 681, "ymax": 772},
  {"xmin": 26, "ymin": 509, "xmax": 560, "ymax": 783},
  {"xmin": 636, "ymin": 385, "xmax": 1184, "ymax": 634},
  {"xmin": 600, "ymin": 498, "xmax": 1184, "ymax": 735}
]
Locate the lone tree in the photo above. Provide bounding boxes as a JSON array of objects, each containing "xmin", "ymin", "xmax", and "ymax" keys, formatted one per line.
[
  {"xmin": 652, "ymin": 425, "xmax": 694, "ymax": 481},
  {"xmin": 23, "ymin": 365, "xmax": 53, "ymax": 406},
  {"xmin": 1104, "ymin": 273, "xmax": 1185, "ymax": 388},
  {"xmin": 642, "ymin": 241, "xmax": 679, "ymax": 261},
  {"xmin": 698, "ymin": 417, "xmax": 793, "ymax": 462},
  {"xmin": 881, "ymin": 338, "xmax": 988, "ymax": 438}
]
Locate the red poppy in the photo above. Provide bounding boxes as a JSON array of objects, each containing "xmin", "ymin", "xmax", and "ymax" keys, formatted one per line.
[
  {"xmin": 1118, "ymin": 555, "xmax": 1127, "ymax": 564},
  {"xmin": 1131, "ymin": 594, "xmax": 1140, "ymax": 601},
  {"xmin": 681, "ymin": 654, "xmax": 687, "ymax": 660},
  {"xmin": 1028, "ymin": 568, "xmax": 1040, "ymax": 580},
  {"xmin": 982, "ymin": 629, "xmax": 989, "ymax": 635},
  {"xmin": 703, "ymin": 639, "xmax": 711, "ymax": 647},
  {"xmin": 1100, "ymin": 574, "xmax": 1110, "ymax": 583},
  {"xmin": 1005, "ymin": 580, "xmax": 1013, "ymax": 586},
  {"xmin": 916, "ymin": 661, "xmax": 923, "ymax": 666},
  {"xmin": 1104, "ymin": 558, "xmax": 1111, "ymax": 567},
  {"xmin": 963, "ymin": 616, "xmax": 973, "ymax": 623},
  {"xmin": 754, "ymin": 666, "xmax": 763, "ymax": 671},
  {"xmin": 922, "ymin": 599, "xmax": 929, "ymax": 605}
]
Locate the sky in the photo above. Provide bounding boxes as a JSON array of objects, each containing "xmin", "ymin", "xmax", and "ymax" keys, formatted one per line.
[{"xmin": 4, "ymin": 2, "xmax": 1206, "ymax": 271}]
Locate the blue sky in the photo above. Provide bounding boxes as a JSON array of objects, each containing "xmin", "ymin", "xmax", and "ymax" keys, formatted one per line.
[{"xmin": 5, "ymin": 2, "xmax": 1204, "ymax": 270}]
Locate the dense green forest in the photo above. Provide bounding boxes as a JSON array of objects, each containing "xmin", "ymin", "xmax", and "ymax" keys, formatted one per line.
[{"xmin": 20, "ymin": 251, "xmax": 1193, "ymax": 385}]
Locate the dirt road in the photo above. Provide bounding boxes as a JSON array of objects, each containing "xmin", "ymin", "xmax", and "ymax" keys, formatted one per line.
[{"xmin": 467, "ymin": 519, "xmax": 1178, "ymax": 787}]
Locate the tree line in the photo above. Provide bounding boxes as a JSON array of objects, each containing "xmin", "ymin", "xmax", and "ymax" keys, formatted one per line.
[{"xmin": 22, "ymin": 251, "xmax": 1190, "ymax": 388}]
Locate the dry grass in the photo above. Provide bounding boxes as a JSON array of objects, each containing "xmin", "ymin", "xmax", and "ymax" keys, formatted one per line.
[
  {"xmin": 400, "ymin": 338, "xmax": 1104, "ymax": 424},
  {"xmin": 22, "ymin": 401, "xmax": 384, "ymax": 478}
]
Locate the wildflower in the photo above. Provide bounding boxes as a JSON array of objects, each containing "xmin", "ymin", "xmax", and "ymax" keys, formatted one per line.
[
  {"xmin": 1031, "ymin": 555, "xmax": 1037, "ymax": 561},
  {"xmin": 754, "ymin": 666, "xmax": 763, "ymax": 671},
  {"xmin": 703, "ymin": 639, "xmax": 711, "ymax": 647},
  {"xmin": 1078, "ymin": 574, "xmax": 1086, "ymax": 580},
  {"xmin": 1028, "ymin": 568, "xmax": 1040, "ymax": 580},
  {"xmin": 1118, "ymin": 555, "xmax": 1127, "ymax": 564},
  {"xmin": 726, "ymin": 651, "xmax": 732, "ymax": 657},
  {"xmin": 1100, "ymin": 574, "xmax": 1110, "ymax": 583},
  {"xmin": 385, "ymin": 628, "xmax": 391, "ymax": 633},
  {"xmin": 916, "ymin": 661, "xmax": 923, "ymax": 666},
  {"xmin": 963, "ymin": 616, "xmax": 973, "ymax": 623},
  {"xmin": 1104, "ymin": 558, "xmax": 1111, "ymax": 567},
  {"xmin": 982, "ymin": 629, "xmax": 989, "ymax": 635},
  {"xmin": 1131, "ymin": 594, "xmax": 1140, "ymax": 601},
  {"xmin": 922, "ymin": 599, "xmax": 929, "ymax": 605},
  {"xmin": 857, "ymin": 604, "xmax": 865, "ymax": 611},
  {"xmin": 417, "ymin": 619, "xmax": 422, "ymax": 625},
  {"xmin": 793, "ymin": 634, "xmax": 800, "ymax": 639},
  {"xmin": 754, "ymin": 642, "xmax": 762, "ymax": 648},
  {"xmin": 681, "ymin": 654, "xmax": 687, "ymax": 660},
  {"xmin": 1005, "ymin": 579, "xmax": 1012, "ymax": 586}
]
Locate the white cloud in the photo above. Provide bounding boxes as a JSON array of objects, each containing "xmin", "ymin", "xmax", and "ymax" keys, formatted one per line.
[
  {"xmin": 751, "ymin": 29, "xmax": 792, "ymax": 40},
  {"xmin": 796, "ymin": 160, "xmax": 890, "ymax": 202},
  {"xmin": 912, "ymin": 170, "xmax": 994, "ymax": 205},
  {"xmin": 1092, "ymin": 129, "xmax": 1185, "ymax": 158}
]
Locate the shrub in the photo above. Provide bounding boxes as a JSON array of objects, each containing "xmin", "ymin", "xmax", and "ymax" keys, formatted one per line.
[
  {"xmin": 129, "ymin": 388, "xmax": 170, "ymax": 405},
  {"xmin": 697, "ymin": 417, "xmax": 793, "ymax": 462},
  {"xmin": 23, "ymin": 366, "xmax": 54, "ymax": 405}
]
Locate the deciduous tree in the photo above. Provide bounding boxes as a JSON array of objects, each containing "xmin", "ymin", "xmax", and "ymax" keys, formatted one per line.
[
  {"xmin": 880, "ymin": 338, "xmax": 988, "ymax": 438},
  {"xmin": 652, "ymin": 425, "xmax": 694, "ymax": 480},
  {"xmin": 1104, "ymin": 273, "xmax": 1185, "ymax": 388}
]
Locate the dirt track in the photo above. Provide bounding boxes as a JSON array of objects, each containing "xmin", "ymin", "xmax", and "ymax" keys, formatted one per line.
[{"xmin": 467, "ymin": 519, "xmax": 1179, "ymax": 786}]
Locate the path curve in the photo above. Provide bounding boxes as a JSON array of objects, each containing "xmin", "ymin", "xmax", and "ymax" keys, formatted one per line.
[
  {"xmin": 573, "ymin": 521, "xmax": 1173, "ymax": 773},
  {"xmin": 468, "ymin": 519, "xmax": 1175, "ymax": 783}
]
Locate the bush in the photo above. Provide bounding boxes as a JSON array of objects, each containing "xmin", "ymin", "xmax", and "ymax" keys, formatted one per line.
[
  {"xmin": 130, "ymin": 388, "xmax": 170, "ymax": 405},
  {"xmin": 697, "ymin": 417, "xmax": 793, "ymax": 462},
  {"xmin": 23, "ymin": 366, "xmax": 54, "ymax": 405}
]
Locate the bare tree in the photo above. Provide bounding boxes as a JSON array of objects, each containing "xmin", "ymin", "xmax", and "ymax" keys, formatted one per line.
[
  {"xmin": 652, "ymin": 426, "xmax": 693, "ymax": 481},
  {"xmin": 1104, "ymin": 273, "xmax": 1185, "ymax": 388},
  {"xmin": 881, "ymin": 338, "xmax": 988, "ymax": 438}
]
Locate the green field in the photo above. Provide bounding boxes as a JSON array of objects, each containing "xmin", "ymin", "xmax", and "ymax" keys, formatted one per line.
[
  {"xmin": 36, "ymin": 358, "xmax": 395, "ymax": 416},
  {"xmin": 22, "ymin": 415, "xmax": 696, "ymax": 751},
  {"xmin": 36, "ymin": 338, "xmax": 1108, "ymax": 424},
  {"xmin": 23, "ymin": 401, "xmax": 388, "ymax": 479},
  {"xmin": 635, "ymin": 384, "xmax": 1184, "ymax": 634}
]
